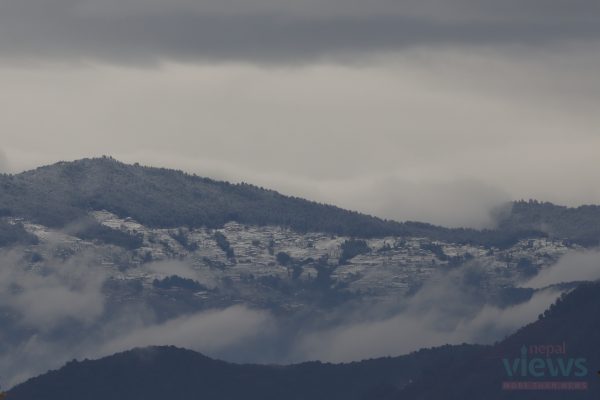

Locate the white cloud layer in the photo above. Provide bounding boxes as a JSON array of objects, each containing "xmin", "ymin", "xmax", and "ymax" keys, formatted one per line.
[
  {"xmin": 0, "ymin": 250, "xmax": 107, "ymax": 330},
  {"xmin": 524, "ymin": 250, "xmax": 600, "ymax": 289},
  {"xmin": 293, "ymin": 271, "xmax": 561, "ymax": 362},
  {"xmin": 98, "ymin": 306, "xmax": 274, "ymax": 357},
  {"xmin": 0, "ymin": 250, "xmax": 570, "ymax": 389}
]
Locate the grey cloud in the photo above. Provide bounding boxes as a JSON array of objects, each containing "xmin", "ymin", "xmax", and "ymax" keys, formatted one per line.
[
  {"xmin": 0, "ymin": 304, "xmax": 274, "ymax": 387},
  {"xmin": 334, "ymin": 178, "xmax": 510, "ymax": 229},
  {"xmin": 145, "ymin": 260, "xmax": 199, "ymax": 281},
  {"xmin": 0, "ymin": 245, "xmax": 272, "ymax": 387},
  {"xmin": 2, "ymin": 49, "xmax": 600, "ymax": 228},
  {"xmin": 0, "ymin": 249, "xmax": 107, "ymax": 330},
  {"xmin": 0, "ymin": 0, "xmax": 599, "ymax": 64},
  {"xmin": 293, "ymin": 267, "xmax": 561, "ymax": 362},
  {"xmin": 98, "ymin": 306, "xmax": 274, "ymax": 357},
  {"xmin": 0, "ymin": 249, "xmax": 108, "ymax": 387},
  {"xmin": 0, "ymin": 249, "xmax": 567, "ymax": 388},
  {"xmin": 524, "ymin": 250, "xmax": 600, "ymax": 289},
  {"xmin": 145, "ymin": 260, "xmax": 218, "ymax": 289}
]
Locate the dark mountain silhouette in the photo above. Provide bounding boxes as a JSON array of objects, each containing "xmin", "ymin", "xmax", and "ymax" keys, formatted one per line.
[
  {"xmin": 8, "ymin": 345, "xmax": 482, "ymax": 400},
  {"xmin": 402, "ymin": 281, "xmax": 600, "ymax": 399},
  {"xmin": 9, "ymin": 282, "xmax": 600, "ymax": 400},
  {"xmin": 0, "ymin": 157, "xmax": 562, "ymax": 247}
]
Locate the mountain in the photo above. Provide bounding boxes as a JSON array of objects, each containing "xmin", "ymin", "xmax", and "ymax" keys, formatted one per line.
[
  {"xmin": 3, "ymin": 157, "xmax": 388, "ymax": 233},
  {"xmin": 497, "ymin": 200, "xmax": 600, "ymax": 247},
  {"xmin": 9, "ymin": 282, "xmax": 600, "ymax": 400},
  {"xmin": 3, "ymin": 158, "xmax": 590, "ymax": 389},
  {"xmin": 3, "ymin": 158, "xmax": 600, "ymax": 398},
  {"xmin": 0, "ymin": 157, "xmax": 571, "ymax": 248},
  {"xmin": 7, "ymin": 345, "xmax": 482, "ymax": 400},
  {"xmin": 401, "ymin": 282, "xmax": 600, "ymax": 399}
]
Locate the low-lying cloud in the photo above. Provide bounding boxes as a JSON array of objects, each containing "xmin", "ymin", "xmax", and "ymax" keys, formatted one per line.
[
  {"xmin": 146, "ymin": 260, "xmax": 198, "ymax": 281},
  {"xmin": 0, "ymin": 249, "xmax": 106, "ymax": 330},
  {"xmin": 524, "ymin": 249, "xmax": 600, "ymax": 289},
  {"xmin": 324, "ymin": 177, "xmax": 510, "ymax": 229},
  {"xmin": 293, "ymin": 266, "xmax": 561, "ymax": 362},
  {"xmin": 0, "ymin": 248, "xmax": 274, "ymax": 387},
  {"xmin": 99, "ymin": 306, "xmax": 274, "ymax": 357},
  {"xmin": 0, "ymin": 248, "xmax": 578, "ymax": 389}
]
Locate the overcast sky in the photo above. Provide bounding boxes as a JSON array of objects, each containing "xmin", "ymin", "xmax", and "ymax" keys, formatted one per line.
[{"xmin": 1, "ymin": 0, "xmax": 599, "ymax": 228}]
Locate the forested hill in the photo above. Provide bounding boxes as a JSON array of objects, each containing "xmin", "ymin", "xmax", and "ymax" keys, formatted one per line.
[
  {"xmin": 401, "ymin": 281, "xmax": 600, "ymax": 399},
  {"xmin": 9, "ymin": 282, "xmax": 600, "ymax": 400},
  {"xmin": 0, "ymin": 157, "xmax": 595, "ymax": 247},
  {"xmin": 7, "ymin": 344, "xmax": 482, "ymax": 400},
  {"xmin": 496, "ymin": 200, "xmax": 600, "ymax": 246},
  {"xmin": 0, "ymin": 157, "xmax": 462, "ymax": 237}
]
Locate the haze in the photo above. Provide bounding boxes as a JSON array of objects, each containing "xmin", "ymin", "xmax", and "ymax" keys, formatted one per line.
[{"xmin": 1, "ymin": 0, "xmax": 599, "ymax": 228}]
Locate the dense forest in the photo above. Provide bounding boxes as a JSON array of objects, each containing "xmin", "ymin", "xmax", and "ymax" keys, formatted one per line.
[
  {"xmin": 0, "ymin": 158, "xmax": 598, "ymax": 248},
  {"xmin": 402, "ymin": 282, "xmax": 600, "ymax": 399},
  {"xmin": 10, "ymin": 282, "xmax": 600, "ymax": 399},
  {"xmin": 8, "ymin": 344, "xmax": 482, "ymax": 400},
  {"xmin": 0, "ymin": 220, "xmax": 38, "ymax": 247},
  {"xmin": 497, "ymin": 200, "xmax": 600, "ymax": 246}
]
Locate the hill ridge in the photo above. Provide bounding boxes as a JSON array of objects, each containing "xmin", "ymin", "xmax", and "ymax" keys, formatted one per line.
[
  {"xmin": 9, "ymin": 282, "xmax": 600, "ymax": 399},
  {"xmin": 1, "ymin": 157, "xmax": 599, "ymax": 246}
]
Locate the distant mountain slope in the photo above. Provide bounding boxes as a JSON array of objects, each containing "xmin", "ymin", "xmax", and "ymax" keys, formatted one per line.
[
  {"xmin": 402, "ymin": 281, "xmax": 600, "ymax": 399},
  {"xmin": 497, "ymin": 200, "xmax": 600, "ymax": 246},
  {"xmin": 0, "ymin": 157, "xmax": 542, "ymax": 247},
  {"xmin": 8, "ymin": 345, "xmax": 482, "ymax": 400},
  {"xmin": 9, "ymin": 282, "xmax": 600, "ymax": 400}
]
